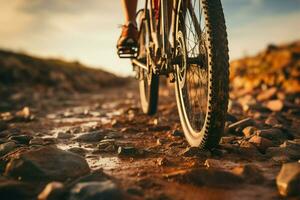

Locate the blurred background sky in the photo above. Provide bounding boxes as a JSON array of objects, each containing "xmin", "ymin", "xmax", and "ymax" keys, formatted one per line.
[{"xmin": 1, "ymin": 0, "xmax": 300, "ymax": 76}]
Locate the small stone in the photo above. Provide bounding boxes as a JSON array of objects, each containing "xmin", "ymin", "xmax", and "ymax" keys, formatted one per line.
[
  {"xmin": 0, "ymin": 141, "xmax": 17, "ymax": 157},
  {"xmin": 29, "ymin": 138, "xmax": 44, "ymax": 145},
  {"xmin": 68, "ymin": 147, "xmax": 87, "ymax": 156},
  {"xmin": 73, "ymin": 131, "xmax": 103, "ymax": 143},
  {"xmin": 38, "ymin": 182, "xmax": 65, "ymax": 200},
  {"xmin": 180, "ymin": 147, "xmax": 211, "ymax": 157},
  {"xmin": 242, "ymin": 126, "xmax": 257, "ymax": 137},
  {"xmin": 220, "ymin": 136, "xmax": 236, "ymax": 144},
  {"xmin": 257, "ymin": 87, "xmax": 277, "ymax": 101},
  {"xmin": 265, "ymin": 99, "xmax": 284, "ymax": 112},
  {"xmin": 8, "ymin": 135, "xmax": 33, "ymax": 145},
  {"xmin": 69, "ymin": 180, "xmax": 122, "ymax": 200},
  {"xmin": 249, "ymin": 135, "xmax": 274, "ymax": 152},
  {"xmin": 56, "ymin": 131, "xmax": 73, "ymax": 139},
  {"xmin": 204, "ymin": 159, "xmax": 238, "ymax": 170},
  {"xmin": 157, "ymin": 157, "xmax": 169, "ymax": 166},
  {"xmin": 117, "ymin": 146, "xmax": 138, "ymax": 156},
  {"xmin": 276, "ymin": 162, "xmax": 300, "ymax": 197},
  {"xmin": 256, "ymin": 129, "xmax": 286, "ymax": 142},
  {"xmin": 265, "ymin": 116, "xmax": 280, "ymax": 127},
  {"xmin": 171, "ymin": 130, "xmax": 184, "ymax": 137}
]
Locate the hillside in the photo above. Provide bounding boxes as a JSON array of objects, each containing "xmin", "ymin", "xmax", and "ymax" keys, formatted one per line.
[{"xmin": 0, "ymin": 50, "xmax": 126, "ymax": 92}]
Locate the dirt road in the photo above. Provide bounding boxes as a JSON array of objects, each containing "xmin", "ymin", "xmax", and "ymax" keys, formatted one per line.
[{"xmin": 1, "ymin": 80, "xmax": 298, "ymax": 200}]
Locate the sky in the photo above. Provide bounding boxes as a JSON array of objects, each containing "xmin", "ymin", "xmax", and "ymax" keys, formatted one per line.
[{"xmin": 0, "ymin": 0, "xmax": 300, "ymax": 76}]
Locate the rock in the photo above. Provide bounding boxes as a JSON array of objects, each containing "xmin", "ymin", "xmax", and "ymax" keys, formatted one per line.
[
  {"xmin": 220, "ymin": 136, "xmax": 236, "ymax": 144},
  {"xmin": 56, "ymin": 131, "xmax": 73, "ymax": 139},
  {"xmin": 228, "ymin": 118, "xmax": 255, "ymax": 134},
  {"xmin": 168, "ymin": 168, "xmax": 243, "ymax": 187},
  {"xmin": 68, "ymin": 180, "xmax": 123, "ymax": 200},
  {"xmin": 0, "ymin": 141, "xmax": 17, "ymax": 157},
  {"xmin": 8, "ymin": 135, "xmax": 33, "ymax": 145},
  {"xmin": 276, "ymin": 162, "xmax": 300, "ymax": 197},
  {"xmin": 29, "ymin": 138, "xmax": 45, "ymax": 145},
  {"xmin": 180, "ymin": 147, "xmax": 211, "ymax": 157},
  {"xmin": 38, "ymin": 182, "xmax": 65, "ymax": 200},
  {"xmin": 256, "ymin": 129, "xmax": 287, "ymax": 143},
  {"xmin": 5, "ymin": 146, "xmax": 90, "ymax": 181},
  {"xmin": 257, "ymin": 87, "xmax": 277, "ymax": 101},
  {"xmin": 249, "ymin": 135, "xmax": 274, "ymax": 152},
  {"xmin": 157, "ymin": 157, "xmax": 170, "ymax": 166},
  {"xmin": 232, "ymin": 164, "xmax": 264, "ymax": 184},
  {"xmin": 242, "ymin": 126, "xmax": 257, "ymax": 137},
  {"xmin": 68, "ymin": 147, "xmax": 87, "ymax": 156},
  {"xmin": 171, "ymin": 130, "xmax": 184, "ymax": 137},
  {"xmin": 0, "ymin": 121, "xmax": 7, "ymax": 131},
  {"xmin": 267, "ymin": 140, "xmax": 300, "ymax": 161},
  {"xmin": 117, "ymin": 147, "xmax": 138, "ymax": 156},
  {"xmin": 0, "ymin": 177, "xmax": 36, "ymax": 200},
  {"xmin": 265, "ymin": 99, "xmax": 284, "ymax": 112},
  {"xmin": 73, "ymin": 131, "xmax": 103, "ymax": 143},
  {"xmin": 265, "ymin": 116, "xmax": 280, "ymax": 127}
]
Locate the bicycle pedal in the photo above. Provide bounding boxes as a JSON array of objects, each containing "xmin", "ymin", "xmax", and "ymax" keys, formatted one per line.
[{"xmin": 117, "ymin": 47, "xmax": 138, "ymax": 58}]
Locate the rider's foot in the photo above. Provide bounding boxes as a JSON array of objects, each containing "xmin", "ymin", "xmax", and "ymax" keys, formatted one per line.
[{"xmin": 117, "ymin": 22, "xmax": 138, "ymax": 58}]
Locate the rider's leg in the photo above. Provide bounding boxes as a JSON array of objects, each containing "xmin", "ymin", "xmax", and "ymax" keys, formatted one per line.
[
  {"xmin": 117, "ymin": 0, "xmax": 139, "ymax": 56},
  {"xmin": 121, "ymin": 0, "xmax": 138, "ymax": 27}
]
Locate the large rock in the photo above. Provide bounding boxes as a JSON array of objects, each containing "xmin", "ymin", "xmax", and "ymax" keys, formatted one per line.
[
  {"xmin": 68, "ymin": 180, "xmax": 123, "ymax": 200},
  {"xmin": 5, "ymin": 146, "xmax": 90, "ymax": 181},
  {"xmin": 276, "ymin": 162, "xmax": 300, "ymax": 197}
]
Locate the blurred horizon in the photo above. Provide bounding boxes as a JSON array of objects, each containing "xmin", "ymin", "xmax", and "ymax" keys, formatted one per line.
[{"xmin": 1, "ymin": 0, "xmax": 300, "ymax": 76}]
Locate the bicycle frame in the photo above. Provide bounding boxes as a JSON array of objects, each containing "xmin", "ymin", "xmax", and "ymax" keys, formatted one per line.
[
  {"xmin": 131, "ymin": 0, "xmax": 203, "ymax": 75},
  {"xmin": 132, "ymin": 0, "xmax": 177, "ymax": 75}
]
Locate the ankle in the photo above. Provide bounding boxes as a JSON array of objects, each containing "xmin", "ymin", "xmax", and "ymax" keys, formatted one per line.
[{"xmin": 125, "ymin": 21, "xmax": 137, "ymax": 28}]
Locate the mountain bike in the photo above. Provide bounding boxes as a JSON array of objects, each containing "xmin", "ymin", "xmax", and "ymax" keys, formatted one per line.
[{"xmin": 122, "ymin": 0, "xmax": 229, "ymax": 149}]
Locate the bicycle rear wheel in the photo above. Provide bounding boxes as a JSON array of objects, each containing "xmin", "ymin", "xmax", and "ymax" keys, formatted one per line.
[
  {"xmin": 174, "ymin": 0, "xmax": 229, "ymax": 148},
  {"xmin": 137, "ymin": 10, "xmax": 159, "ymax": 115}
]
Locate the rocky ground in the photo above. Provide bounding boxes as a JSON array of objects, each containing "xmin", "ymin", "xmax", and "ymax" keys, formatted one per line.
[{"xmin": 0, "ymin": 42, "xmax": 300, "ymax": 200}]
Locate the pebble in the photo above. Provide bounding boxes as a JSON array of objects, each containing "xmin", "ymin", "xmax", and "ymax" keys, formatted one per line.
[
  {"xmin": 265, "ymin": 99, "xmax": 284, "ymax": 112},
  {"xmin": 29, "ymin": 138, "xmax": 45, "ymax": 145},
  {"xmin": 68, "ymin": 147, "xmax": 87, "ymax": 156},
  {"xmin": 56, "ymin": 131, "xmax": 73, "ymax": 139},
  {"xmin": 0, "ymin": 141, "xmax": 17, "ymax": 156},
  {"xmin": 8, "ymin": 135, "xmax": 33, "ymax": 145},
  {"xmin": 249, "ymin": 135, "xmax": 274, "ymax": 152},
  {"xmin": 73, "ymin": 131, "xmax": 103, "ymax": 143},
  {"xmin": 276, "ymin": 162, "xmax": 300, "ymax": 197},
  {"xmin": 242, "ymin": 126, "xmax": 257, "ymax": 137},
  {"xmin": 117, "ymin": 146, "xmax": 138, "ymax": 156},
  {"xmin": 68, "ymin": 180, "xmax": 123, "ymax": 200},
  {"xmin": 257, "ymin": 87, "xmax": 277, "ymax": 101}
]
